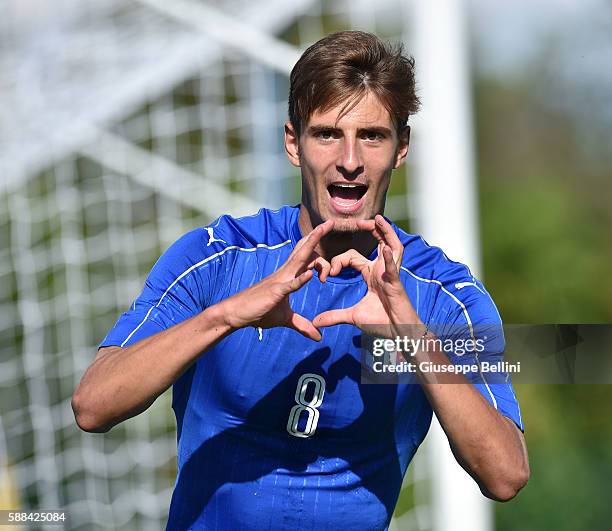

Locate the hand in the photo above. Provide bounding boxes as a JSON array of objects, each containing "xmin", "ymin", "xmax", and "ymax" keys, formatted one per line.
[
  {"xmin": 313, "ymin": 215, "xmax": 420, "ymax": 337},
  {"xmin": 219, "ymin": 220, "xmax": 334, "ymax": 341}
]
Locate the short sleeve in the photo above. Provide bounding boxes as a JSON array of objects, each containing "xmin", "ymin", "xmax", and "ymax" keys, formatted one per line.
[
  {"xmin": 100, "ymin": 228, "xmax": 210, "ymax": 349},
  {"xmin": 429, "ymin": 282, "xmax": 525, "ymax": 432}
]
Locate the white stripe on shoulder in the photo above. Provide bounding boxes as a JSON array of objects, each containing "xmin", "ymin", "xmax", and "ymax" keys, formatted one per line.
[
  {"xmin": 400, "ymin": 266, "xmax": 475, "ymax": 338},
  {"xmin": 400, "ymin": 265, "xmax": 498, "ymax": 410},
  {"xmin": 120, "ymin": 239, "xmax": 292, "ymax": 347}
]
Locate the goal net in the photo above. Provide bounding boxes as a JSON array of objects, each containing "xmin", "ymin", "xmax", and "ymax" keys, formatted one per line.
[{"xmin": 0, "ymin": 1, "xmax": 481, "ymax": 529}]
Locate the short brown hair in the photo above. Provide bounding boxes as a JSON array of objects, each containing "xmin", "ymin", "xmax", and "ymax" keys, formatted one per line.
[{"xmin": 288, "ymin": 31, "xmax": 420, "ymax": 136}]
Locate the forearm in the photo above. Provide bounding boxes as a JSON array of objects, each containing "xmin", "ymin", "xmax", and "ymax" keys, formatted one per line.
[
  {"xmin": 412, "ymin": 345, "xmax": 529, "ymax": 499},
  {"xmin": 72, "ymin": 303, "xmax": 233, "ymax": 432},
  {"xmin": 387, "ymin": 300, "xmax": 528, "ymax": 500}
]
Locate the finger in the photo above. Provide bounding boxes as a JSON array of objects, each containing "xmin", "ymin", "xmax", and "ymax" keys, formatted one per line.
[
  {"xmin": 313, "ymin": 308, "xmax": 355, "ymax": 328},
  {"xmin": 286, "ymin": 269, "xmax": 314, "ymax": 294},
  {"xmin": 356, "ymin": 218, "xmax": 376, "ymax": 233},
  {"xmin": 376, "ymin": 241, "xmax": 385, "ymax": 266},
  {"xmin": 361, "ymin": 218, "xmax": 401, "ymax": 265},
  {"xmin": 356, "ymin": 218, "xmax": 391, "ymax": 251},
  {"xmin": 356, "ymin": 217, "xmax": 401, "ymax": 256},
  {"xmin": 289, "ymin": 312, "xmax": 322, "ymax": 341},
  {"xmin": 289, "ymin": 220, "xmax": 335, "ymax": 270},
  {"xmin": 374, "ymin": 215, "xmax": 403, "ymax": 263},
  {"xmin": 292, "ymin": 219, "xmax": 330, "ymax": 254},
  {"xmin": 382, "ymin": 243, "xmax": 400, "ymax": 282},
  {"xmin": 329, "ymin": 249, "xmax": 371, "ymax": 276},
  {"xmin": 300, "ymin": 219, "xmax": 335, "ymax": 248},
  {"xmin": 309, "ymin": 256, "xmax": 332, "ymax": 282}
]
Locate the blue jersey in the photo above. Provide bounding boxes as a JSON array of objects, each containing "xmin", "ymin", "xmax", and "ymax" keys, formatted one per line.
[{"xmin": 101, "ymin": 205, "xmax": 523, "ymax": 530}]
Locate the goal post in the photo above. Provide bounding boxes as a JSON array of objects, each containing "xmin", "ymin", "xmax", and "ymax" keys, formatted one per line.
[{"xmin": 410, "ymin": 1, "xmax": 492, "ymax": 531}]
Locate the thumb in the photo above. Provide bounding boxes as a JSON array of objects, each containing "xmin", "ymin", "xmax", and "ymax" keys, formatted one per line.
[
  {"xmin": 288, "ymin": 312, "xmax": 322, "ymax": 341},
  {"xmin": 283, "ymin": 269, "xmax": 314, "ymax": 295},
  {"xmin": 313, "ymin": 308, "xmax": 355, "ymax": 328}
]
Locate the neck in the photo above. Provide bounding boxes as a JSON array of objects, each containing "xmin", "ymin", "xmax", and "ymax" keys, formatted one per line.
[{"xmin": 298, "ymin": 206, "xmax": 378, "ymax": 261}]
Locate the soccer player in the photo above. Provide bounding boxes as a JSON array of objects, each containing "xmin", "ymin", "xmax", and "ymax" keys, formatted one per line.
[{"xmin": 72, "ymin": 31, "xmax": 529, "ymax": 530}]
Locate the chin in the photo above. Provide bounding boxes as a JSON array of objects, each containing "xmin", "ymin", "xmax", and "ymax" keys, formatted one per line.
[{"xmin": 326, "ymin": 215, "xmax": 363, "ymax": 234}]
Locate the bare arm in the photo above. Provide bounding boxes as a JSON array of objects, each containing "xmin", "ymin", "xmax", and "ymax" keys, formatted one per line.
[
  {"xmin": 72, "ymin": 220, "xmax": 334, "ymax": 433},
  {"xmin": 410, "ymin": 344, "xmax": 529, "ymax": 501},
  {"xmin": 72, "ymin": 305, "xmax": 232, "ymax": 433}
]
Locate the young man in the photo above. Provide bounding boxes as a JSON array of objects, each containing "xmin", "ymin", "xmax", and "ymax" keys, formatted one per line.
[{"xmin": 72, "ymin": 31, "xmax": 528, "ymax": 530}]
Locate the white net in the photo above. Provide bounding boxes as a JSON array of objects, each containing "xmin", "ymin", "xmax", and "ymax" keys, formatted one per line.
[{"xmin": 0, "ymin": 0, "xmax": 431, "ymax": 529}]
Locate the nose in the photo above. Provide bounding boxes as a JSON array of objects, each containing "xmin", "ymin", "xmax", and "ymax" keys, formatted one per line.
[{"xmin": 337, "ymin": 136, "xmax": 363, "ymax": 176}]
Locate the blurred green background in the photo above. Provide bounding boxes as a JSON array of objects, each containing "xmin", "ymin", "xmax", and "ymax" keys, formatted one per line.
[{"xmin": 469, "ymin": 5, "xmax": 612, "ymax": 528}]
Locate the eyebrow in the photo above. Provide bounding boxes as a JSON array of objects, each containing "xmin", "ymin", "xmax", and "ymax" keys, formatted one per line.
[{"xmin": 307, "ymin": 124, "xmax": 393, "ymax": 136}]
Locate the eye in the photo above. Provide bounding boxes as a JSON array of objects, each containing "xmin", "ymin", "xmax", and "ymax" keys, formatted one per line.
[
  {"xmin": 315, "ymin": 129, "xmax": 337, "ymax": 141},
  {"xmin": 362, "ymin": 130, "xmax": 384, "ymax": 141}
]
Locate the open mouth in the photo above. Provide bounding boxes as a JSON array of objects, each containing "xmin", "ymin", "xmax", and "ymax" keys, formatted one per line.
[{"xmin": 327, "ymin": 183, "xmax": 368, "ymax": 213}]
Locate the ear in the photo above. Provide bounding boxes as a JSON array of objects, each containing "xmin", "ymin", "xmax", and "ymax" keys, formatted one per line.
[
  {"xmin": 284, "ymin": 122, "xmax": 301, "ymax": 167},
  {"xmin": 393, "ymin": 125, "xmax": 411, "ymax": 169}
]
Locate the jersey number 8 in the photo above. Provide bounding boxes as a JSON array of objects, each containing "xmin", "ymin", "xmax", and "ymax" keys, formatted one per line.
[{"xmin": 286, "ymin": 373, "xmax": 326, "ymax": 438}]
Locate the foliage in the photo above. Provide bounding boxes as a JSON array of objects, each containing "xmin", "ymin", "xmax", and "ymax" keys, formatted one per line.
[{"xmin": 474, "ymin": 72, "xmax": 612, "ymax": 530}]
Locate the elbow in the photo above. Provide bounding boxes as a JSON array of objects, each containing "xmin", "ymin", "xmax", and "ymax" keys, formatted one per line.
[
  {"xmin": 71, "ymin": 388, "xmax": 112, "ymax": 433},
  {"xmin": 482, "ymin": 462, "xmax": 530, "ymax": 502}
]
